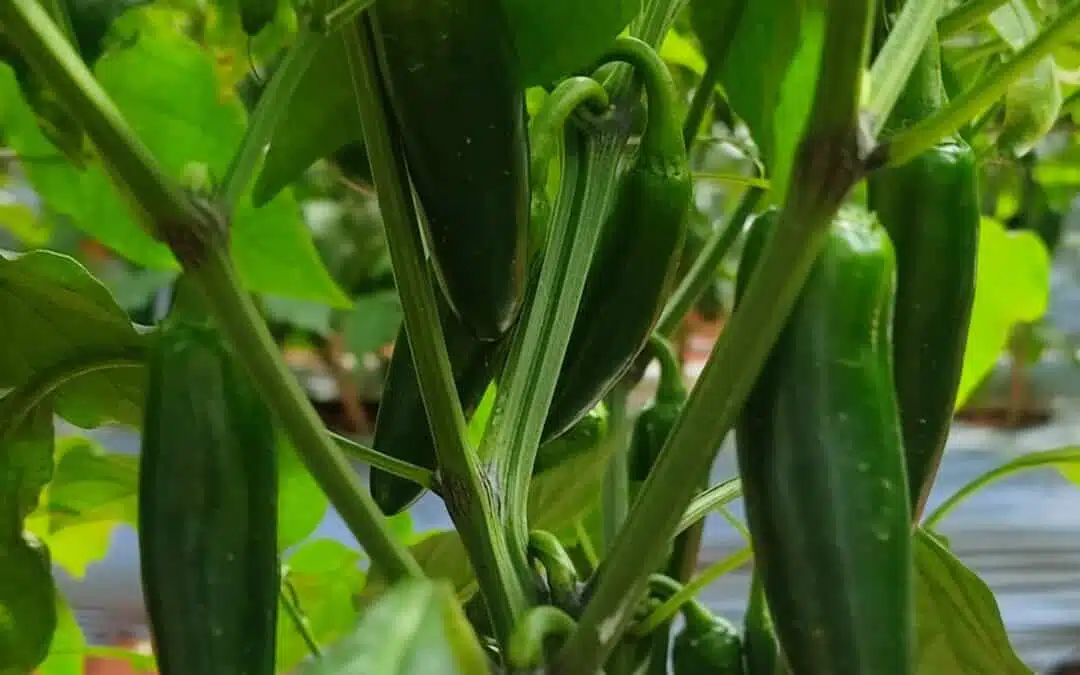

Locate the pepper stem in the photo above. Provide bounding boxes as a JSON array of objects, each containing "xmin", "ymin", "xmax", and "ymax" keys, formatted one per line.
[
  {"xmin": 647, "ymin": 334, "xmax": 686, "ymax": 404},
  {"xmin": 593, "ymin": 36, "xmax": 685, "ymax": 164}
]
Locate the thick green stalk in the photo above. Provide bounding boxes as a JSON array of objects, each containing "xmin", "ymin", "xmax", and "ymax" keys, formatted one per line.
[
  {"xmin": 484, "ymin": 126, "xmax": 615, "ymax": 568},
  {"xmin": 0, "ymin": 0, "xmax": 213, "ymax": 258},
  {"xmin": 656, "ymin": 186, "xmax": 763, "ymax": 336},
  {"xmin": 0, "ymin": 0, "xmax": 421, "ymax": 583},
  {"xmin": 339, "ymin": 18, "xmax": 527, "ymax": 644},
  {"xmin": 884, "ymin": 0, "xmax": 1080, "ymax": 166},
  {"xmin": 555, "ymin": 1, "xmax": 874, "ymax": 671},
  {"xmin": 217, "ymin": 25, "xmax": 322, "ymax": 208},
  {"xmin": 601, "ymin": 383, "xmax": 632, "ymax": 549},
  {"xmin": 866, "ymin": 0, "xmax": 948, "ymax": 137}
]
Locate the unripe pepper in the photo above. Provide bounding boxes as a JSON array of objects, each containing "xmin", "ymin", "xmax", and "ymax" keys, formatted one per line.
[
  {"xmin": 138, "ymin": 309, "xmax": 279, "ymax": 675},
  {"xmin": 543, "ymin": 37, "xmax": 691, "ymax": 442},
  {"xmin": 629, "ymin": 335, "xmax": 687, "ymax": 490},
  {"xmin": 735, "ymin": 206, "xmax": 913, "ymax": 675},
  {"xmin": 672, "ymin": 599, "xmax": 744, "ymax": 675},
  {"xmin": 371, "ymin": 0, "xmax": 530, "ymax": 341},
  {"xmin": 869, "ymin": 27, "xmax": 979, "ymax": 518}
]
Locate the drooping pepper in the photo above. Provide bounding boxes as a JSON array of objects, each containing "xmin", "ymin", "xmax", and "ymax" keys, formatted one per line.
[
  {"xmin": 743, "ymin": 571, "xmax": 787, "ymax": 675},
  {"xmin": 138, "ymin": 307, "xmax": 279, "ymax": 675},
  {"xmin": 542, "ymin": 36, "xmax": 691, "ymax": 442},
  {"xmin": 869, "ymin": 26, "xmax": 979, "ymax": 519},
  {"xmin": 368, "ymin": 79, "xmax": 610, "ymax": 516},
  {"xmin": 629, "ymin": 334, "xmax": 687, "ymax": 490},
  {"xmin": 370, "ymin": 0, "xmax": 530, "ymax": 341},
  {"xmin": 671, "ymin": 598, "xmax": 744, "ymax": 675},
  {"xmin": 734, "ymin": 206, "xmax": 913, "ymax": 675}
]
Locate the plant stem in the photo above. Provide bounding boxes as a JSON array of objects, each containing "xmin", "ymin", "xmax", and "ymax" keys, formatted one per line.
[
  {"xmin": 923, "ymin": 447, "xmax": 1080, "ymax": 529},
  {"xmin": 340, "ymin": 18, "xmax": 527, "ymax": 644},
  {"xmin": 329, "ymin": 431, "xmax": 436, "ymax": 488},
  {"xmin": 938, "ymin": 0, "xmax": 1009, "ymax": 38},
  {"xmin": 280, "ymin": 581, "xmax": 322, "ymax": 657},
  {"xmin": 483, "ymin": 126, "xmax": 610, "ymax": 570},
  {"xmin": 883, "ymin": 0, "xmax": 1080, "ymax": 166},
  {"xmin": 555, "ymin": 0, "xmax": 874, "ymax": 670},
  {"xmin": 0, "ymin": 0, "xmax": 213, "ymax": 254},
  {"xmin": 634, "ymin": 546, "xmax": 752, "ymax": 635},
  {"xmin": 2, "ymin": 0, "xmax": 421, "ymax": 583},
  {"xmin": 192, "ymin": 246, "xmax": 421, "ymax": 580},
  {"xmin": 217, "ymin": 24, "xmax": 322, "ymax": 209},
  {"xmin": 656, "ymin": 186, "xmax": 763, "ymax": 337},
  {"xmin": 675, "ymin": 478, "xmax": 741, "ymax": 536},
  {"xmin": 601, "ymin": 383, "xmax": 632, "ymax": 550},
  {"xmin": 681, "ymin": 59, "xmax": 720, "ymax": 150},
  {"xmin": 866, "ymin": 0, "xmax": 947, "ymax": 137}
]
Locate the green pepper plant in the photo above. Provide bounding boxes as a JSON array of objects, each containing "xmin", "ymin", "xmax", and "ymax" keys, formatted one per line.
[{"xmin": 0, "ymin": 0, "xmax": 1078, "ymax": 673}]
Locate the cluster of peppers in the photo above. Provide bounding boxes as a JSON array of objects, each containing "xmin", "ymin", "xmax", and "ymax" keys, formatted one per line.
[{"xmin": 133, "ymin": 3, "xmax": 979, "ymax": 674}]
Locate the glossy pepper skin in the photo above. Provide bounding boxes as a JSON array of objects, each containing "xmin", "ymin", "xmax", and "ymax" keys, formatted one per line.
[
  {"xmin": 370, "ymin": 292, "xmax": 510, "ymax": 515},
  {"xmin": 735, "ymin": 206, "xmax": 913, "ymax": 675},
  {"xmin": 543, "ymin": 37, "xmax": 690, "ymax": 442},
  {"xmin": 629, "ymin": 335, "xmax": 686, "ymax": 488},
  {"xmin": 138, "ymin": 314, "xmax": 279, "ymax": 675},
  {"xmin": 371, "ymin": 0, "xmax": 530, "ymax": 341},
  {"xmin": 868, "ymin": 28, "xmax": 979, "ymax": 519},
  {"xmin": 672, "ymin": 601, "xmax": 744, "ymax": 675}
]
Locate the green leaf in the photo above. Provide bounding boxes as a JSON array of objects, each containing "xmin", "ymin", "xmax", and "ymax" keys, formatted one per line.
[
  {"xmin": 38, "ymin": 593, "xmax": 86, "ymax": 675},
  {"xmin": 659, "ymin": 29, "xmax": 707, "ymax": 77},
  {"xmin": 25, "ymin": 436, "xmax": 133, "ymax": 578},
  {"xmin": 0, "ymin": 534, "xmax": 58, "ymax": 675},
  {"xmin": 278, "ymin": 435, "xmax": 329, "ymax": 551},
  {"xmin": 63, "ymin": 0, "xmax": 153, "ymax": 64},
  {"xmin": 914, "ymin": 528, "xmax": 1031, "ymax": 674},
  {"xmin": 360, "ymin": 530, "xmax": 477, "ymax": 607},
  {"xmin": 528, "ymin": 428, "xmax": 614, "ymax": 531},
  {"xmin": 0, "ymin": 249, "xmax": 145, "ymax": 428},
  {"xmin": 718, "ymin": 0, "xmax": 826, "ymax": 203},
  {"xmin": 94, "ymin": 28, "xmax": 350, "ymax": 307},
  {"xmin": 297, "ymin": 578, "xmax": 488, "ymax": 675},
  {"xmin": 688, "ymin": 0, "xmax": 745, "ymax": 74},
  {"xmin": 955, "ymin": 217, "xmax": 1050, "ymax": 409},
  {"xmin": 277, "ymin": 539, "xmax": 366, "ymax": 673},
  {"xmin": 0, "ymin": 199, "xmax": 50, "ymax": 247},
  {"xmin": 253, "ymin": 34, "xmax": 361, "ymax": 207},
  {"xmin": 989, "ymin": 1, "xmax": 1063, "ymax": 156},
  {"xmin": 0, "ymin": 29, "xmax": 349, "ymax": 308},
  {"xmin": 0, "ymin": 394, "xmax": 55, "ymax": 528},
  {"xmin": 505, "ymin": 0, "xmax": 640, "ymax": 87},
  {"xmin": 43, "ymin": 436, "xmax": 137, "ymax": 531},
  {"xmin": 263, "ymin": 295, "xmax": 334, "ymax": 338},
  {"xmin": 343, "ymin": 291, "xmax": 403, "ymax": 357}
]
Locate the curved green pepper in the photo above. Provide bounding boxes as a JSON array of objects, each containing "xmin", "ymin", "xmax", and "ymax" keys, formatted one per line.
[
  {"xmin": 743, "ymin": 572, "xmax": 787, "ymax": 675},
  {"xmin": 629, "ymin": 334, "xmax": 687, "ymax": 487},
  {"xmin": 543, "ymin": 36, "xmax": 691, "ymax": 442},
  {"xmin": 868, "ymin": 28, "xmax": 979, "ymax": 518},
  {"xmin": 371, "ymin": 0, "xmax": 530, "ymax": 341},
  {"xmin": 672, "ymin": 598, "xmax": 744, "ymax": 675},
  {"xmin": 139, "ymin": 310, "xmax": 279, "ymax": 675},
  {"xmin": 735, "ymin": 206, "xmax": 913, "ymax": 675}
]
